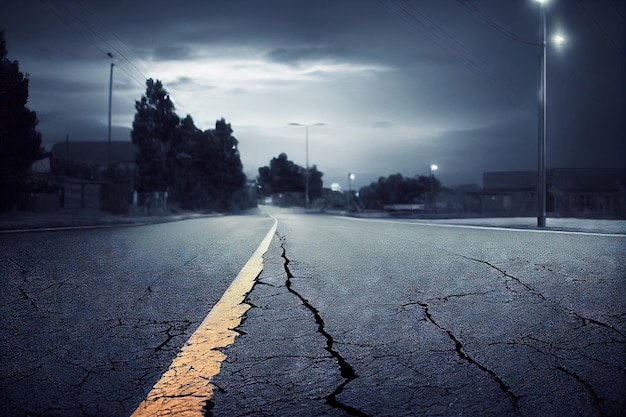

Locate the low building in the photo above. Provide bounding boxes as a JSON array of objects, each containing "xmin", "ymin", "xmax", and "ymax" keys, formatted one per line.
[
  {"xmin": 480, "ymin": 169, "xmax": 626, "ymax": 219},
  {"xmin": 550, "ymin": 169, "xmax": 626, "ymax": 219},
  {"xmin": 50, "ymin": 140, "xmax": 136, "ymax": 213}
]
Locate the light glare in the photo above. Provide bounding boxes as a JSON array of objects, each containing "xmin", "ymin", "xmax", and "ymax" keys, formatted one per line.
[{"xmin": 553, "ymin": 34, "xmax": 566, "ymax": 45}]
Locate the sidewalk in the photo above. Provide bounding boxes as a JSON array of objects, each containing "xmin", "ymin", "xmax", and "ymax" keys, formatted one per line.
[
  {"xmin": 0, "ymin": 209, "xmax": 219, "ymax": 232},
  {"xmin": 417, "ymin": 216, "xmax": 626, "ymax": 235},
  {"xmin": 329, "ymin": 210, "xmax": 626, "ymax": 235}
]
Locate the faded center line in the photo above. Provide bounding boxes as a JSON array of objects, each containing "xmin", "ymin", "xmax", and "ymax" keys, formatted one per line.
[{"xmin": 131, "ymin": 215, "xmax": 277, "ymax": 417}]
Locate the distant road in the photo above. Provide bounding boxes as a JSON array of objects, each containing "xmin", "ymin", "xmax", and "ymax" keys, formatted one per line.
[{"xmin": 1, "ymin": 208, "xmax": 624, "ymax": 417}]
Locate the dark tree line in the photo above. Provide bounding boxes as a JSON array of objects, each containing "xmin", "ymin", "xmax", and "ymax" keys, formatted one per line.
[
  {"xmin": 131, "ymin": 79, "xmax": 251, "ymax": 211},
  {"xmin": 0, "ymin": 31, "xmax": 43, "ymax": 211},
  {"xmin": 358, "ymin": 173, "xmax": 440, "ymax": 209},
  {"xmin": 257, "ymin": 153, "xmax": 323, "ymax": 201}
]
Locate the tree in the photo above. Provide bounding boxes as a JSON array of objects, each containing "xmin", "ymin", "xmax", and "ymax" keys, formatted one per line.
[
  {"xmin": 131, "ymin": 78, "xmax": 180, "ymax": 193},
  {"xmin": 132, "ymin": 80, "xmax": 252, "ymax": 211},
  {"xmin": 358, "ymin": 173, "xmax": 440, "ymax": 209},
  {"xmin": 207, "ymin": 118, "xmax": 247, "ymax": 209},
  {"xmin": 257, "ymin": 153, "xmax": 324, "ymax": 204},
  {"xmin": 0, "ymin": 31, "xmax": 43, "ymax": 210}
]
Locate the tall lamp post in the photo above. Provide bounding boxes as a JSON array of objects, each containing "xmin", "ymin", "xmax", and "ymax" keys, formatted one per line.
[
  {"xmin": 534, "ymin": 0, "xmax": 565, "ymax": 227},
  {"xmin": 288, "ymin": 122, "xmax": 324, "ymax": 208},
  {"xmin": 536, "ymin": 0, "xmax": 547, "ymax": 227},
  {"xmin": 107, "ymin": 52, "xmax": 114, "ymax": 170}
]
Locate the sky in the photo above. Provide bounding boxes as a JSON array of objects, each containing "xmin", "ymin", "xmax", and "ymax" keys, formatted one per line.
[{"xmin": 1, "ymin": 0, "xmax": 624, "ymax": 190}]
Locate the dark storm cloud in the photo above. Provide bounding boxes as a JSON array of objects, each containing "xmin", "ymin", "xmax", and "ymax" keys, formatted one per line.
[
  {"xmin": 30, "ymin": 76, "xmax": 103, "ymax": 95},
  {"xmin": 150, "ymin": 45, "xmax": 199, "ymax": 61},
  {"xmin": 1, "ymin": 0, "xmax": 624, "ymax": 188}
]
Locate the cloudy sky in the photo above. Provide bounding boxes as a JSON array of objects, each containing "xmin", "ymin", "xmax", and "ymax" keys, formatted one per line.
[{"xmin": 1, "ymin": 0, "xmax": 624, "ymax": 189}]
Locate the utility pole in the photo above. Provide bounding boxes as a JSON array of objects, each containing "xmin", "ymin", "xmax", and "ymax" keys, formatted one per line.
[
  {"xmin": 107, "ymin": 53, "xmax": 114, "ymax": 170},
  {"xmin": 536, "ymin": 1, "xmax": 547, "ymax": 227}
]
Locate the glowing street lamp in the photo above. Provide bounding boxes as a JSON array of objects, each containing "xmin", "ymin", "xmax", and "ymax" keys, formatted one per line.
[
  {"xmin": 288, "ymin": 122, "xmax": 324, "ymax": 208},
  {"xmin": 553, "ymin": 34, "xmax": 565, "ymax": 45},
  {"xmin": 429, "ymin": 164, "xmax": 438, "ymax": 212},
  {"xmin": 348, "ymin": 173, "xmax": 355, "ymax": 193}
]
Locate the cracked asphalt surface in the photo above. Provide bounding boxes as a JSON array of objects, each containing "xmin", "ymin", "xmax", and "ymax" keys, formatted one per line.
[
  {"xmin": 0, "ymin": 214, "xmax": 274, "ymax": 417},
  {"xmin": 1, "ymin": 208, "xmax": 625, "ymax": 416},
  {"xmin": 209, "ymin": 208, "xmax": 626, "ymax": 416}
]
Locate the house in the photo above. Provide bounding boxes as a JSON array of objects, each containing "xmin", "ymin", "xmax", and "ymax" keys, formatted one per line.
[
  {"xmin": 479, "ymin": 169, "xmax": 626, "ymax": 219},
  {"xmin": 550, "ymin": 169, "xmax": 626, "ymax": 219},
  {"xmin": 51, "ymin": 140, "xmax": 136, "ymax": 180},
  {"xmin": 50, "ymin": 140, "xmax": 136, "ymax": 213},
  {"xmin": 481, "ymin": 170, "xmax": 539, "ymax": 216}
]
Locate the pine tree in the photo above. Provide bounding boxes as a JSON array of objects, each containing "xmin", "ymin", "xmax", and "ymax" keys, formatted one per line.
[
  {"xmin": 131, "ymin": 78, "xmax": 179, "ymax": 193},
  {"xmin": 0, "ymin": 31, "xmax": 43, "ymax": 210}
]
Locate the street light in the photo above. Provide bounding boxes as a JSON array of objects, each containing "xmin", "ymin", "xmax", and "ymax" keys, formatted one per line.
[
  {"xmin": 535, "ymin": 0, "xmax": 548, "ymax": 227},
  {"xmin": 533, "ymin": 0, "xmax": 565, "ymax": 227},
  {"xmin": 430, "ymin": 164, "xmax": 438, "ymax": 212},
  {"xmin": 348, "ymin": 173, "xmax": 355, "ymax": 193},
  {"xmin": 288, "ymin": 122, "xmax": 324, "ymax": 208},
  {"xmin": 107, "ymin": 52, "xmax": 114, "ymax": 170}
]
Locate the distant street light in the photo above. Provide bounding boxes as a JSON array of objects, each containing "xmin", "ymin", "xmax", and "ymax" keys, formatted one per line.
[
  {"xmin": 288, "ymin": 122, "xmax": 324, "ymax": 208},
  {"xmin": 107, "ymin": 52, "xmax": 114, "ymax": 170},
  {"xmin": 430, "ymin": 164, "xmax": 438, "ymax": 212},
  {"xmin": 348, "ymin": 173, "xmax": 355, "ymax": 193}
]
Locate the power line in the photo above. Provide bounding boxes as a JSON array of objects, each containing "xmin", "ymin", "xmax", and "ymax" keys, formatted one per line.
[
  {"xmin": 53, "ymin": 0, "xmax": 150, "ymax": 81},
  {"xmin": 548, "ymin": 50, "xmax": 604, "ymax": 109},
  {"xmin": 38, "ymin": 0, "xmax": 110, "ymax": 57},
  {"xmin": 398, "ymin": 0, "xmax": 501, "ymax": 82},
  {"xmin": 606, "ymin": 0, "xmax": 626, "ymax": 21},
  {"xmin": 456, "ymin": 0, "xmax": 538, "ymax": 46},
  {"xmin": 73, "ymin": 0, "xmax": 151, "ymax": 76},
  {"xmin": 39, "ymin": 0, "xmax": 147, "ymax": 89},
  {"xmin": 377, "ymin": 0, "xmax": 536, "ymax": 115},
  {"xmin": 575, "ymin": 0, "xmax": 626, "ymax": 59},
  {"xmin": 378, "ymin": 0, "xmax": 488, "ymax": 81}
]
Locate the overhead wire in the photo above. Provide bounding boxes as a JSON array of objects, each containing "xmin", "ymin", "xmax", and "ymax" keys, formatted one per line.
[
  {"xmin": 38, "ymin": 0, "xmax": 148, "ymax": 89},
  {"xmin": 72, "ymin": 0, "xmax": 151, "ymax": 77},
  {"xmin": 457, "ymin": 0, "xmax": 538, "ymax": 46},
  {"xmin": 377, "ymin": 0, "xmax": 537, "ymax": 115},
  {"xmin": 605, "ymin": 0, "xmax": 626, "ymax": 22},
  {"xmin": 51, "ymin": 0, "xmax": 149, "ymax": 86},
  {"xmin": 38, "ymin": 0, "xmax": 110, "ymax": 57},
  {"xmin": 377, "ymin": 0, "xmax": 490, "ymax": 82},
  {"xmin": 575, "ymin": 0, "xmax": 626, "ymax": 59}
]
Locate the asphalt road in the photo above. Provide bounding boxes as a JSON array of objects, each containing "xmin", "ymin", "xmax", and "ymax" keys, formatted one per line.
[
  {"xmin": 210, "ymin": 208, "xmax": 626, "ymax": 417},
  {"xmin": 1, "ymin": 209, "xmax": 625, "ymax": 417},
  {"xmin": 0, "ymin": 214, "xmax": 274, "ymax": 417}
]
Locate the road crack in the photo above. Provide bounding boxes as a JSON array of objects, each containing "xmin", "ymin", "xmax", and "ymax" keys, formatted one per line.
[
  {"xmin": 280, "ymin": 238, "xmax": 368, "ymax": 417},
  {"xmin": 460, "ymin": 255, "xmax": 545, "ymax": 300},
  {"xmin": 554, "ymin": 365, "xmax": 607, "ymax": 409},
  {"xmin": 417, "ymin": 301, "xmax": 521, "ymax": 411}
]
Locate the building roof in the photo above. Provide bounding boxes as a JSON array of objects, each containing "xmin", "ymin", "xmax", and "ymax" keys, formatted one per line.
[{"xmin": 51, "ymin": 141, "xmax": 136, "ymax": 165}]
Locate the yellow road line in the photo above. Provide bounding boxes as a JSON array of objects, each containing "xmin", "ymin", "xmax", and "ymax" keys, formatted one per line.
[{"xmin": 131, "ymin": 216, "xmax": 277, "ymax": 416}]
